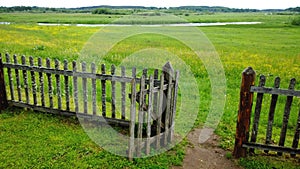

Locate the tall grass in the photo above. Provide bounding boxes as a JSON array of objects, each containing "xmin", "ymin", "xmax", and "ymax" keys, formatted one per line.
[
  {"xmin": 291, "ymin": 16, "xmax": 300, "ymax": 26},
  {"xmin": 0, "ymin": 24, "xmax": 98, "ymax": 60},
  {"xmin": 0, "ymin": 13, "xmax": 120, "ymax": 24}
]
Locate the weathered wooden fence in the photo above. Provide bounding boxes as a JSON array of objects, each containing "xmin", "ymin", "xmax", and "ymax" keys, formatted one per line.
[
  {"xmin": 233, "ymin": 67, "xmax": 300, "ymax": 158},
  {"xmin": 0, "ymin": 53, "xmax": 179, "ymax": 160}
]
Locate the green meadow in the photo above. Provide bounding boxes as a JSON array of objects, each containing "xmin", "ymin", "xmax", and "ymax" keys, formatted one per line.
[{"xmin": 0, "ymin": 12, "xmax": 300, "ymax": 168}]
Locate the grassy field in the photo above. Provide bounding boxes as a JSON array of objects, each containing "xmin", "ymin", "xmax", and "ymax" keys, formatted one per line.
[
  {"xmin": 0, "ymin": 13, "xmax": 120, "ymax": 24},
  {"xmin": 0, "ymin": 12, "xmax": 300, "ymax": 168},
  {"xmin": 0, "ymin": 108, "xmax": 187, "ymax": 168},
  {"xmin": 0, "ymin": 12, "xmax": 297, "ymax": 25}
]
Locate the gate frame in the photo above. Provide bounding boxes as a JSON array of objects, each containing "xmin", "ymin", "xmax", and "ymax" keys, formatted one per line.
[{"xmin": 233, "ymin": 67, "xmax": 300, "ymax": 158}]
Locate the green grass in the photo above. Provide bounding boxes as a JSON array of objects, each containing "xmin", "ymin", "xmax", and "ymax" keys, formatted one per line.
[
  {"xmin": 0, "ymin": 12, "xmax": 300, "ymax": 168},
  {"xmin": 0, "ymin": 13, "xmax": 120, "ymax": 24},
  {"xmin": 200, "ymin": 24, "xmax": 300, "ymax": 145},
  {"xmin": 0, "ymin": 23, "xmax": 99, "ymax": 60},
  {"xmin": 239, "ymin": 155, "xmax": 300, "ymax": 169},
  {"xmin": 0, "ymin": 12, "xmax": 297, "ymax": 25},
  {"xmin": 0, "ymin": 108, "xmax": 187, "ymax": 168},
  {"xmin": 199, "ymin": 19, "xmax": 300, "ymax": 169},
  {"xmin": 183, "ymin": 12, "xmax": 296, "ymax": 26}
]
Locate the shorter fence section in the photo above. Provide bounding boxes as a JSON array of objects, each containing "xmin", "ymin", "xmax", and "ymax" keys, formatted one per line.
[
  {"xmin": 233, "ymin": 67, "xmax": 300, "ymax": 158},
  {"xmin": 0, "ymin": 53, "xmax": 179, "ymax": 160}
]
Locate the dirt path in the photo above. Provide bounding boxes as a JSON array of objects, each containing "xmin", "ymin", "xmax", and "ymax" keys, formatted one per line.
[{"xmin": 172, "ymin": 128, "xmax": 243, "ymax": 169}]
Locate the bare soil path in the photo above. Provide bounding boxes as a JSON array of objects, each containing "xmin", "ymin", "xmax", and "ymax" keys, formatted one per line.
[{"xmin": 172, "ymin": 128, "xmax": 243, "ymax": 169}]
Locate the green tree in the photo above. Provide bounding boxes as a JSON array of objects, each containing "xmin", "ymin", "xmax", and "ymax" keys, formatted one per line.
[{"xmin": 92, "ymin": 8, "xmax": 112, "ymax": 14}]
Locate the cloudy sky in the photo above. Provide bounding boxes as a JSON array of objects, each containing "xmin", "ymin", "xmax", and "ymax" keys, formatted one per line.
[{"xmin": 1, "ymin": 0, "xmax": 299, "ymax": 9}]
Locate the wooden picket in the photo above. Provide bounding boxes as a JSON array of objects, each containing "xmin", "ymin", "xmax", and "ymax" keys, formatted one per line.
[
  {"xmin": 0, "ymin": 54, "xmax": 8, "ymax": 110},
  {"xmin": 234, "ymin": 67, "xmax": 300, "ymax": 158},
  {"xmin": 0, "ymin": 53, "xmax": 179, "ymax": 160}
]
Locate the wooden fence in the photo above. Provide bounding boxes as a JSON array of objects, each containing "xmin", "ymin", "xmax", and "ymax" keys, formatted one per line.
[
  {"xmin": 233, "ymin": 67, "xmax": 300, "ymax": 158},
  {"xmin": 0, "ymin": 53, "xmax": 179, "ymax": 160}
]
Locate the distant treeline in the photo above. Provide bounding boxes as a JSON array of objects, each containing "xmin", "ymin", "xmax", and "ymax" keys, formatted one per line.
[
  {"xmin": 0, "ymin": 5, "xmax": 162, "ymax": 13},
  {"xmin": 76, "ymin": 5, "xmax": 161, "ymax": 10},
  {"xmin": 0, "ymin": 5, "xmax": 299, "ymax": 13},
  {"xmin": 170, "ymin": 6, "xmax": 260, "ymax": 12},
  {"xmin": 170, "ymin": 6, "xmax": 300, "ymax": 13},
  {"xmin": 0, "ymin": 6, "xmax": 88, "ymax": 13},
  {"xmin": 286, "ymin": 7, "xmax": 300, "ymax": 12}
]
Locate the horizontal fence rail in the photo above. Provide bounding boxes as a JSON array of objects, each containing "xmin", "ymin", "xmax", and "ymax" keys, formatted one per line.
[
  {"xmin": 234, "ymin": 67, "xmax": 300, "ymax": 158},
  {"xmin": 250, "ymin": 86, "xmax": 300, "ymax": 97},
  {"xmin": 0, "ymin": 53, "xmax": 179, "ymax": 160}
]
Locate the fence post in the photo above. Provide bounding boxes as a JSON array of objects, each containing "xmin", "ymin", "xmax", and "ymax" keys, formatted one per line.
[
  {"xmin": 233, "ymin": 67, "xmax": 256, "ymax": 158},
  {"xmin": 0, "ymin": 54, "xmax": 8, "ymax": 111},
  {"xmin": 163, "ymin": 62, "xmax": 174, "ymax": 145}
]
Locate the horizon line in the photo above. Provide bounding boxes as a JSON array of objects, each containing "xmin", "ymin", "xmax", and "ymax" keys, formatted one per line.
[{"xmin": 1, "ymin": 5, "xmax": 299, "ymax": 10}]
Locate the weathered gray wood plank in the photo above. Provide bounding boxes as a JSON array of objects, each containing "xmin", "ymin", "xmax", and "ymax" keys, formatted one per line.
[
  {"xmin": 170, "ymin": 71, "xmax": 179, "ymax": 142},
  {"xmin": 278, "ymin": 78, "xmax": 296, "ymax": 156},
  {"xmin": 111, "ymin": 65, "xmax": 116, "ymax": 118},
  {"xmin": 142, "ymin": 69, "xmax": 148, "ymax": 122},
  {"xmin": 121, "ymin": 66, "xmax": 126, "ymax": 120},
  {"xmin": 64, "ymin": 60, "xmax": 70, "ymax": 111},
  {"xmin": 132, "ymin": 67, "xmax": 136, "ymax": 79},
  {"xmin": 38, "ymin": 58, "xmax": 45, "ymax": 107},
  {"xmin": 55, "ymin": 59, "xmax": 62, "ymax": 110},
  {"xmin": 250, "ymin": 75, "xmax": 266, "ymax": 153},
  {"xmin": 22, "ymin": 56, "xmax": 29, "ymax": 104},
  {"xmin": 82, "ymin": 62, "xmax": 88, "ymax": 114},
  {"xmin": 91, "ymin": 63, "xmax": 97, "ymax": 116},
  {"xmin": 3, "ymin": 63, "xmax": 164, "ymax": 85},
  {"xmin": 291, "ymin": 107, "xmax": 300, "ymax": 157},
  {"xmin": 164, "ymin": 71, "xmax": 173, "ymax": 146},
  {"xmin": 46, "ymin": 58, "xmax": 53, "ymax": 108},
  {"xmin": 137, "ymin": 75, "xmax": 145, "ymax": 157},
  {"xmin": 146, "ymin": 75, "xmax": 154, "ymax": 155},
  {"xmin": 243, "ymin": 142, "xmax": 300, "ymax": 155},
  {"xmin": 0, "ymin": 54, "xmax": 8, "ymax": 110},
  {"xmin": 265, "ymin": 77, "xmax": 280, "ymax": 153},
  {"xmin": 30, "ymin": 57, "xmax": 37, "ymax": 105},
  {"xmin": 250, "ymin": 86, "xmax": 300, "ymax": 97},
  {"xmin": 128, "ymin": 78, "xmax": 137, "ymax": 161},
  {"xmin": 101, "ymin": 64, "xmax": 106, "ymax": 117},
  {"xmin": 153, "ymin": 69, "xmax": 159, "ymax": 131},
  {"xmin": 73, "ymin": 61, "xmax": 79, "ymax": 113},
  {"xmin": 156, "ymin": 74, "xmax": 164, "ymax": 149},
  {"xmin": 163, "ymin": 62, "xmax": 175, "ymax": 144},
  {"xmin": 13, "ymin": 55, "xmax": 21, "ymax": 102},
  {"xmin": 5, "ymin": 53, "xmax": 15, "ymax": 100},
  {"xmin": 5, "ymin": 53, "xmax": 14, "ymax": 101}
]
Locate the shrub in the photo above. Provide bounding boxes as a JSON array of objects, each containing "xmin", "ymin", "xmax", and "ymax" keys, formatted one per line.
[
  {"xmin": 33, "ymin": 45, "xmax": 45, "ymax": 51},
  {"xmin": 291, "ymin": 16, "xmax": 300, "ymax": 26},
  {"xmin": 92, "ymin": 8, "xmax": 112, "ymax": 15},
  {"xmin": 92, "ymin": 8, "xmax": 127, "ymax": 15}
]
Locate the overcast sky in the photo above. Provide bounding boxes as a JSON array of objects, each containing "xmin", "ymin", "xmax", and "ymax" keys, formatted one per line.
[{"xmin": 1, "ymin": 0, "xmax": 299, "ymax": 9}]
